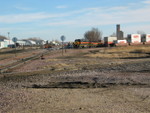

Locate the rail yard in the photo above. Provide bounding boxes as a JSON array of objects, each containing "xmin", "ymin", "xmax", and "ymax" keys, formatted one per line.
[
  {"xmin": 1, "ymin": 0, "xmax": 150, "ymax": 112},
  {"xmin": 0, "ymin": 44, "xmax": 150, "ymax": 113},
  {"xmin": 0, "ymin": 48, "xmax": 48, "ymax": 73}
]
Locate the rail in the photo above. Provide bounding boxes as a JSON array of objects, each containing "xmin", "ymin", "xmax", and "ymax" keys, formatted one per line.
[{"xmin": 0, "ymin": 50, "xmax": 50, "ymax": 73}]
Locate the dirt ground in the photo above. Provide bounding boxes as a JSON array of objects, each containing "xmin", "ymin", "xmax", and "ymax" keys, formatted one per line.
[
  {"xmin": 0, "ymin": 86, "xmax": 150, "ymax": 113},
  {"xmin": 0, "ymin": 46, "xmax": 150, "ymax": 113}
]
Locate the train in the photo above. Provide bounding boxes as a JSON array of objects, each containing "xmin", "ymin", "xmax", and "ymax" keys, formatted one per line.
[
  {"xmin": 73, "ymin": 39, "xmax": 104, "ymax": 48},
  {"xmin": 72, "ymin": 38, "xmax": 117, "ymax": 48},
  {"xmin": 72, "ymin": 34, "xmax": 150, "ymax": 48}
]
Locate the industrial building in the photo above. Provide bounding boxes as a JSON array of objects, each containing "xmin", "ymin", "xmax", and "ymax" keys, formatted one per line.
[{"xmin": 116, "ymin": 24, "xmax": 124, "ymax": 40}]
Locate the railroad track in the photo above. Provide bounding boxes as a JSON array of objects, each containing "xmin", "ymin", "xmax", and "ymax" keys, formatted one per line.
[{"xmin": 0, "ymin": 49, "xmax": 50, "ymax": 73}]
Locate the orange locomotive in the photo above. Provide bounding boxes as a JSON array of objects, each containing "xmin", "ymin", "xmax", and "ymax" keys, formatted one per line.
[{"xmin": 73, "ymin": 39, "xmax": 104, "ymax": 48}]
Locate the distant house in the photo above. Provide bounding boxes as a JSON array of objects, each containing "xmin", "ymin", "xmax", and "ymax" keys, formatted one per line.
[
  {"xmin": 5, "ymin": 39, "xmax": 15, "ymax": 45},
  {"xmin": 16, "ymin": 40, "xmax": 26, "ymax": 46},
  {"xmin": 0, "ymin": 36, "xmax": 7, "ymax": 49},
  {"xmin": 0, "ymin": 38, "xmax": 15, "ymax": 49},
  {"xmin": 35, "ymin": 40, "xmax": 47, "ymax": 45},
  {"xmin": 0, "ymin": 41, "xmax": 7, "ymax": 49},
  {"xmin": 23, "ymin": 40, "xmax": 36, "ymax": 46}
]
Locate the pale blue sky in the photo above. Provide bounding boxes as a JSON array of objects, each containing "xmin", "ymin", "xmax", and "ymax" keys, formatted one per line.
[{"xmin": 0, "ymin": 0, "xmax": 150, "ymax": 41}]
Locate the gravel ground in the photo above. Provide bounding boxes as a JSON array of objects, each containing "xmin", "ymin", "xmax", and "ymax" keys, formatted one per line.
[
  {"xmin": 0, "ymin": 86, "xmax": 150, "ymax": 113},
  {"xmin": 0, "ymin": 60, "xmax": 150, "ymax": 113}
]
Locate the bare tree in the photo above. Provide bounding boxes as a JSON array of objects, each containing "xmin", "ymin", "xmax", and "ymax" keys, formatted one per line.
[
  {"xmin": 54, "ymin": 39, "xmax": 61, "ymax": 44},
  {"xmin": 137, "ymin": 31, "xmax": 145, "ymax": 35},
  {"xmin": 110, "ymin": 32, "xmax": 116, "ymax": 37},
  {"xmin": 84, "ymin": 28, "xmax": 102, "ymax": 42},
  {"xmin": 27, "ymin": 37, "xmax": 42, "ymax": 41},
  {"xmin": 0, "ymin": 35, "xmax": 7, "ymax": 40}
]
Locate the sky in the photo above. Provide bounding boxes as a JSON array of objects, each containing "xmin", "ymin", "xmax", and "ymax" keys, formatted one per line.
[{"xmin": 0, "ymin": 0, "xmax": 150, "ymax": 41}]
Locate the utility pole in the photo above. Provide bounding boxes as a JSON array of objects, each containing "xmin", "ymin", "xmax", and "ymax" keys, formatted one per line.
[
  {"xmin": 12, "ymin": 37, "xmax": 18, "ymax": 57},
  {"xmin": 8, "ymin": 32, "xmax": 10, "ymax": 46}
]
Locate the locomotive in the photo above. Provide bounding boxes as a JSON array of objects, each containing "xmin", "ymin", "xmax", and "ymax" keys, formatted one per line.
[{"xmin": 73, "ymin": 39, "xmax": 106, "ymax": 48}]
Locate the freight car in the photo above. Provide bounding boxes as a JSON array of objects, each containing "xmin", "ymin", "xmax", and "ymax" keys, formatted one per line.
[{"xmin": 104, "ymin": 37, "xmax": 117, "ymax": 47}]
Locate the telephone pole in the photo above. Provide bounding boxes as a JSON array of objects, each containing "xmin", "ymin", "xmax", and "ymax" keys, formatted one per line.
[{"xmin": 8, "ymin": 32, "xmax": 10, "ymax": 45}]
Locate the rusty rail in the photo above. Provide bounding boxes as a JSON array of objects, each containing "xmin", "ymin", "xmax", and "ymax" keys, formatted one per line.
[{"xmin": 0, "ymin": 50, "xmax": 49, "ymax": 73}]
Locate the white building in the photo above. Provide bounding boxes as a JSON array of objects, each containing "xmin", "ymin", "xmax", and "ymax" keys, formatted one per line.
[
  {"xmin": 17, "ymin": 40, "xmax": 26, "ymax": 46},
  {"xmin": 104, "ymin": 37, "xmax": 117, "ymax": 44},
  {"xmin": 35, "ymin": 40, "xmax": 47, "ymax": 45},
  {"xmin": 0, "ymin": 41, "xmax": 6, "ymax": 49},
  {"xmin": 0, "ymin": 39, "xmax": 15, "ymax": 49},
  {"xmin": 5, "ymin": 39, "xmax": 15, "ymax": 45},
  {"xmin": 23, "ymin": 40, "xmax": 36, "ymax": 46}
]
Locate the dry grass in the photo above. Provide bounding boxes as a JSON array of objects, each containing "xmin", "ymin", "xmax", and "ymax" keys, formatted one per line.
[
  {"xmin": 107, "ymin": 45, "xmax": 150, "ymax": 52},
  {"xmin": 85, "ymin": 45, "xmax": 150, "ymax": 58},
  {"xmin": 9, "ymin": 45, "xmax": 150, "ymax": 74}
]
